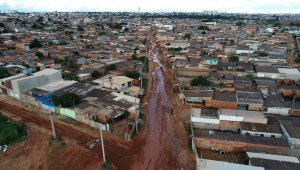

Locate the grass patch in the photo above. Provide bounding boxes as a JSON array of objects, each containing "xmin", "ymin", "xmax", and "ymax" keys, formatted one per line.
[
  {"xmin": 0, "ymin": 113, "xmax": 28, "ymax": 146},
  {"xmin": 142, "ymin": 78, "xmax": 149, "ymax": 89},
  {"xmin": 183, "ymin": 122, "xmax": 193, "ymax": 153},
  {"xmin": 47, "ymin": 136, "xmax": 66, "ymax": 155},
  {"xmin": 138, "ymin": 56, "xmax": 149, "ymax": 73},
  {"xmin": 166, "ymin": 61, "xmax": 171, "ymax": 68},
  {"xmin": 160, "ymin": 60, "xmax": 165, "ymax": 64},
  {"xmin": 139, "ymin": 113, "xmax": 145, "ymax": 121}
]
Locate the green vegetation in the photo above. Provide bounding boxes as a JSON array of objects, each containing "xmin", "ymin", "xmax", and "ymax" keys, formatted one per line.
[
  {"xmin": 15, "ymin": 70, "xmax": 22, "ymax": 74},
  {"xmin": 131, "ymin": 54, "xmax": 138, "ymax": 60},
  {"xmin": 0, "ymin": 67, "xmax": 9, "ymax": 78},
  {"xmin": 169, "ymin": 47, "xmax": 182, "ymax": 51},
  {"xmin": 124, "ymin": 71, "xmax": 140, "ymax": 79},
  {"xmin": 141, "ymin": 38, "xmax": 147, "ymax": 45},
  {"xmin": 166, "ymin": 61, "xmax": 172, "ymax": 68},
  {"xmin": 201, "ymin": 51, "xmax": 208, "ymax": 56},
  {"xmin": 184, "ymin": 33, "xmax": 191, "ymax": 40},
  {"xmin": 0, "ymin": 114, "xmax": 28, "ymax": 145},
  {"xmin": 47, "ymin": 136, "xmax": 66, "ymax": 155},
  {"xmin": 86, "ymin": 44, "xmax": 94, "ymax": 49},
  {"xmin": 183, "ymin": 122, "xmax": 192, "ymax": 153},
  {"xmin": 197, "ymin": 26, "xmax": 210, "ymax": 30},
  {"xmin": 159, "ymin": 50, "xmax": 163, "ymax": 54},
  {"xmin": 52, "ymin": 93, "xmax": 81, "ymax": 107},
  {"xmin": 67, "ymin": 72, "xmax": 78, "ymax": 80},
  {"xmin": 142, "ymin": 78, "xmax": 149, "ymax": 89},
  {"xmin": 11, "ymin": 36, "xmax": 19, "ymax": 40},
  {"xmin": 35, "ymin": 51, "xmax": 43, "ymax": 58},
  {"xmin": 153, "ymin": 34, "xmax": 156, "ymax": 37},
  {"xmin": 191, "ymin": 76, "xmax": 212, "ymax": 86},
  {"xmin": 294, "ymin": 59, "xmax": 300, "ymax": 63},
  {"xmin": 160, "ymin": 60, "xmax": 165, "ymax": 64},
  {"xmin": 138, "ymin": 56, "xmax": 149, "ymax": 73},
  {"xmin": 246, "ymin": 73, "xmax": 254, "ymax": 79},
  {"xmin": 202, "ymin": 31, "xmax": 206, "ymax": 35},
  {"xmin": 123, "ymin": 110, "xmax": 130, "ymax": 118},
  {"xmin": 99, "ymin": 32, "xmax": 106, "ymax": 35},
  {"xmin": 30, "ymin": 38, "xmax": 42, "ymax": 48},
  {"xmin": 109, "ymin": 64, "xmax": 116, "ymax": 70},
  {"xmin": 91, "ymin": 70, "xmax": 102, "ymax": 78},
  {"xmin": 228, "ymin": 56, "xmax": 239, "ymax": 62}
]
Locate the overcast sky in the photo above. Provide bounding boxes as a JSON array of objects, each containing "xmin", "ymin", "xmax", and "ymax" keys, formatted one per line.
[{"xmin": 1, "ymin": 0, "xmax": 300, "ymax": 13}]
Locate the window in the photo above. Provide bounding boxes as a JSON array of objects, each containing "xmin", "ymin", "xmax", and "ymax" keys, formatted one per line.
[
  {"xmin": 122, "ymin": 83, "xmax": 125, "ymax": 86},
  {"xmin": 260, "ymin": 134, "xmax": 264, "ymax": 137},
  {"xmin": 255, "ymin": 134, "xmax": 259, "ymax": 136},
  {"xmin": 271, "ymin": 135, "xmax": 275, "ymax": 138}
]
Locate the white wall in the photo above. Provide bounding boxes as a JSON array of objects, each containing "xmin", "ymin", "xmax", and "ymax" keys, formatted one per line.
[{"xmin": 241, "ymin": 130, "xmax": 282, "ymax": 138}]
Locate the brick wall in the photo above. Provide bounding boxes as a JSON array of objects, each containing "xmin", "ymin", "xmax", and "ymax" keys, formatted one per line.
[
  {"xmin": 211, "ymin": 100, "xmax": 237, "ymax": 109},
  {"xmin": 193, "ymin": 137, "xmax": 289, "ymax": 153}
]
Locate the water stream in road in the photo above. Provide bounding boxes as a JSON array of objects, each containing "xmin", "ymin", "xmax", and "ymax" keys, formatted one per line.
[{"xmin": 133, "ymin": 37, "xmax": 178, "ymax": 170}]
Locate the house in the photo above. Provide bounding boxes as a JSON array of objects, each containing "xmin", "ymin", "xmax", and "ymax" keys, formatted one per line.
[
  {"xmin": 211, "ymin": 92, "xmax": 237, "ymax": 109},
  {"xmin": 11, "ymin": 69, "xmax": 62, "ymax": 99},
  {"xmin": 234, "ymin": 77, "xmax": 253, "ymax": 89},
  {"xmin": 277, "ymin": 85, "xmax": 300, "ymax": 97},
  {"xmin": 182, "ymin": 90, "xmax": 213, "ymax": 107},
  {"xmin": 255, "ymin": 66, "xmax": 280, "ymax": 79},
  {"xmin": 258, "ymin": 87, "xmax": 291, "ymax": 115},
  {"xmin": 102, "ymin": 76, "xmax": 133, "ymax": 90},
  {"xmin": 240, "ymin": 121, "xmax": 283, "ymax": 138},
  {"xmin": 4, "ymin": 65, "xmax": 27, "ymax": 75},
  {"xmin": 0, "ymin": 74, "xmax": 26, "ymax": 88},
  {"xmin": 236, "ymin": 89, "xmax": 264, "ymax": 111},
  {"xmin": 254, "ymin": 78, "xmax": 277, "ymax": 88},
  {"xmin": 277, "ymin": 116, "xmax": 300, "ymax": 148},
  {"xmin": 191, "ymin": 108, "xmax": 219, "ymax": 130}
]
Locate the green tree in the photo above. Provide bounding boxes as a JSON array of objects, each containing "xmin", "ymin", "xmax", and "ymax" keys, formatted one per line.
[
  {"xmin": 91, "ymin": 70, "xmax": 102, "ymax": 78},
  {"xmin": 52, "ymin": 93, "xmax": 81, "ymax": 107},
  {"xmin": 48, "ymin": 41, "xmax": 54, "ymax": 46},
  {"xmin": 35, "ymin": 51, "xmax": 43, "ymax": 58},
  {"xmin": 132, "ymin": 54, "xmax": 138, "ymax": 60},
  {"xmin": 0, "ymin": 67, "xmax": 9, "ymax": 78},
  {"xmin": 184, "ymin": 33, "xmax": 191, "ymax": 40},
  {"xmin": 197, "ymin": 26, "xmax": 209, "ymax": 30},
  {"xmin": 281, "ymin": 80, "xmax": 286, "ymax": 85},
  {"xmin": 230, "ymin": 40, "xmax": 234, "ymax": 44},
  {"xmin": 191, "ymin": 76, "xmax": 212, "ymax": 86},
  {"xmin": 67, "ymin": 60, "xmax": 79, "ymax": 71},
  {"xmin": 101, "ymin": 23, "xmax": 104, "ymax": 30},
  {"xmin": 202, "ymin": 31, "xmax": 206, "ymax": 35},
  {"xmin": 77, "ymin": 26, "xmax": 84, "ymax": 31},
  {"xmin": 124, "ymin": 71, "xmax": 140, "ymax": 79},
  {"xmin": 86, "ymin": 44, "xmax": 94, "ymax": 49},
  {"xmin": 153, "ymin": 34, "xmax": 156, "ymax": 37},
  {"xmin": 69, "ymin": 36, "xmax": 74, "ymax": 41},
  {"xmin": 246, "ymin": 74, "xmax": 254, "ymax": 79},
  {"xmin": 99, "ymin": 32, "xmax": 106, "ymax": 35},
  {"xmin": 228, "ymin": 56, "xmax": 239, "ymax": 62},
  {"xmin": 79, "ymin": 34, "xmax": 84, "ymax": 38},
  {"xmin": 109, "ymin": 64, "xmax": 116, "ymax": 70},
  {"xmin": 15, "ymin": 70, "xmax": 22, "ymax": 74},
  {"xmin": 11, "ymin": 36, "xmax": 19, "ymax": 40},
  {"xmin": 124, "ymin": 27, "xmax": 129, "ymax": 31},
  {"xmin": 219, "ymin": 81, "xmax": 225, "ymax": 86},
  {"xmin": 30, "ymin": 39, "xmax": 42, "ymax": 48},
  {"xmin": 123, "ymin": 109, "xmax": 130, "ymax": 118},
  {"xmin": 68, "ymin": 72, "xmax": 78, "ymax": 80}
]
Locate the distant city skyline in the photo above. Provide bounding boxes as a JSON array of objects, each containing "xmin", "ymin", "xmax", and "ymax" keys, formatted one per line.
[{"xmin": 1, "ymin": 0, "xmax": 300, "ymax": 14}]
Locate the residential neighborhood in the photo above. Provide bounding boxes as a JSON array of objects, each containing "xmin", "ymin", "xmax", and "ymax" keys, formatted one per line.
[{"xmin": 0, "ymin": 8, "xmax": 300, "ymax": 170}]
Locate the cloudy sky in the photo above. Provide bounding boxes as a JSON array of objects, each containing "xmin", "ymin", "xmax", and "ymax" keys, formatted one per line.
[{"xmin": 1, "ymin": 0, "xmax": 300, "ymax": 13}]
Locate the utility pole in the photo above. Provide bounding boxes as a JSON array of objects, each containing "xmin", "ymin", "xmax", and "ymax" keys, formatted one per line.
[
  {"xmin": 73, "ymin": 101, "xmax": 75, "ymax": 110},
  {"xmin": 144, "ymin": 29, "xmax": 149, "ymax": 72},
  {"xmin": 140, "ymin": 64, "xmax": 143, "ymax": 89},
  {"xmin": 291, "ymin": 95, "xmax": 296, "ymax": 115},
  {"xmin": 99, "ymin": 124, "xmax": 106, "ymax": 163},
  {"xmin": 49, "ymin": 108, "xmax": 56, "ymax": 138},
  {"xmin": 135, "ymin": 98, "xmax": 138, "ymax": 132}
]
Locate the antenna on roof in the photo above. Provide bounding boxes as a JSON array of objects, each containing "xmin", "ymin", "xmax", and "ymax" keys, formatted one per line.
[{"xmin": 138, "ymin": 7, "xmax": 140, "ymax": 26}]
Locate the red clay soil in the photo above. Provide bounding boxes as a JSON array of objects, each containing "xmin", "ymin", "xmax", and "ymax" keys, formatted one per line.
[
  {"xmin": 131, "ymin": 30, "xmax": 195, "ymax": 170},
  {"xmin": 0, "ymin": 101, "xmax": 134, "ymax": 170}
]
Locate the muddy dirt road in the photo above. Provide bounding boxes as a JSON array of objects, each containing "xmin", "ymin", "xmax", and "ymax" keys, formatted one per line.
[
  {"xmin": 0, "ymin": 101, "xmax": 134, "ymax": 170},
  {"xmin": 132, "ymin": 31, "xmax": 183, "ymax": 170}
]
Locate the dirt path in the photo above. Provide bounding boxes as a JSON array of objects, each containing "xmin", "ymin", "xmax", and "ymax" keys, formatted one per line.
[
  {"xmin": 132, "ymin": 30, "xmax": 195, "ymax": 170},
  {"xmin": 0, "ymin": 100, "xmax": 133, "ymax": 170}
]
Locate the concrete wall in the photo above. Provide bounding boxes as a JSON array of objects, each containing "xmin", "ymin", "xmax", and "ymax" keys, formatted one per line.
[
  {"xmin": 192, "ymin": 122, "xmax": 220, "ymax": 130},
  {"xmin": 264, "ymin": 107, "xmax": 290, "ymax": 115},
  {"xmin": 11, "ymin": 75, "xmax": 48, "ymax": 99},
  {"xmin": 55, "ymin": 107, "xmax": 76, "ymax": 119},
  {"xmin": 241, "ymin": 130, "xmax": 282, "ymax": 138}
]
